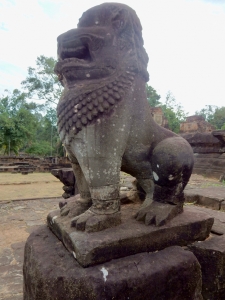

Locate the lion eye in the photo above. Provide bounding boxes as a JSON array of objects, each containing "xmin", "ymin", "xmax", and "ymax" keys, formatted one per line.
[{"xmin": 112, "ymin": 20, "xmax": 123, "ymax": 29}]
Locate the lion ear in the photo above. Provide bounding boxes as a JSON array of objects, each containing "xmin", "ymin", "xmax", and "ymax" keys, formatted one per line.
[{"xmin": 112, "ymin": 8, "xmax": 128, "ymax": 31}]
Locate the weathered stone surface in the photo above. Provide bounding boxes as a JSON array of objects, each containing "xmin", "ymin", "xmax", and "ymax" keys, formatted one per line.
[
  {"xmin": 0, "ymin": 155, "xmax": 71, "ymax": 173},
  {"xmin": 193, "ymin": 154, "xmax": 225, "ymax": 179},
  {"xmin": 181, "ymin": 132, "xmax": 223, "ymax": 152},
  {"xmin": 180, "ymin": 115, "xmax": 216, "ymax": 134},
  {"xmin": 23, "ymin": 225, "xmax": 203, "ymax": 300},
  {"xmin": 0, "ymin": 264, "xmax": 23, "ymax": 297},
  {"xmin": 184, "ymin": 186, "xmax": 225, "ymax": 209},
  {"xmin": 150, "ymin": 106, "xmax": 169, "ymax": 128},
  {"xmin": 180, "ymin": 129, "xmax": 225, "ymax": 179},
  {"xmin": 212, "ymin": 130, "xmax": 225, "ymax": 145},
  {"xmin": 51, "ymin": 168, "xmax": 74, "ymax": 186},
  {"xmin": 186, "ymin": 205, "xmax": 225, "ymax": 235},
  {"xmin": 51, "ymin": 168, "xmax": 77, "ymax": 199},
  {"xmin": 221, "ymin": 201, "xmax": 225, "ymax": 211},
  {"xmin": 53, "ymin": 2, "xmax": 194, "ymax": 232},
  {"xmin": 0, "ymin": 248, "xmax": 13, "ymax": 266},
  {"xmin": 188, "ymin": 234, "xmax": 225, "ymax": 300},
  {"xmin": 11, "ymin": 242, "xmax": 25, "ymax": 266},
  {"xmin": 47, "ymin": 204, "xmax": 213, "ymax": 267}
]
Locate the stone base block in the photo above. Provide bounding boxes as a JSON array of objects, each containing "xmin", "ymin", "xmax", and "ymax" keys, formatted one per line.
[
  {"xmin": 184, "ymin": 187, "xmax": 225, "ymax": 210},
  {"xmin": 23, "ymin": 226, "xmax": 203, "ymax": 300},
  {"xmin": 47, "ymin": 204, "xmax": 213, "ymax": 267},
  {"xmin": 189, "ymin": 234, "xmax": 225, "ymax": 300}
]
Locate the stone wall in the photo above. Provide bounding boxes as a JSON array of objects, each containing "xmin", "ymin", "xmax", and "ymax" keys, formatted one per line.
[
  {"xmin": 150, "ymin": 107, "xmax": 169, "ymax": 128},
  {"xmin": 180, "ymin": 115, "xmax": 215, "ymax": 134},
  {"xmin": 179, "ymin": 115, "xmax": 225, "ymax": 179},
  {"xmin": 0, "ymin": 156, "xmax": 71, "ymax": 173},
  {"xmin": 181, "ymin": 131, "xmax": 225, "ymax": 179}
]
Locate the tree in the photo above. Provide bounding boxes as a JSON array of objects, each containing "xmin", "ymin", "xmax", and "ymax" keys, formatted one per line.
[
  {"xmin": 211, "ymin": 107, "xmax": 225, "ymax": 129},
  {"xmin": 25, "ymin": 107, "xmax": 64, "ymax": 156},
  {"xmin": 195, "ymin": 105, "xmax": 225, "ymax": 130},
  {"xmin": 146, "ymin": 85, "xmax": 161, "ymax": 107},
  {"xmin": 25, "ymin": 141, "xmax": 52, "ymax": 156},
  {"xmin": 195, "ymin": 105, "xmax": 217, "ymax": 123},
  {"xmin": 0, "ymin": 56, "xmax": 65, "ymax": 156},
  {"xmin": 0, "ymin": 90, "xmax": 40, "ymax": 154},
  {"xmin": 145, "ymin": 86, "xmax": 187, "ymax": 133},
  {"xmin": 21, "ymin": 55, "xmax": 63, "ymax": 107},
  {"xmin": 20, "ymin": 55, "xmax": 65, "ymax": 156},
  {"xmin": 161, "ymin": 91, "xmax": 187, "ymax": 133}
]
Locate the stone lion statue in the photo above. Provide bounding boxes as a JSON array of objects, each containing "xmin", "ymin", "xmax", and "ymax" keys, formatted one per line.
[{"xmin": 54, "ymin": 3, "xmax": 194, "ymax": 232}]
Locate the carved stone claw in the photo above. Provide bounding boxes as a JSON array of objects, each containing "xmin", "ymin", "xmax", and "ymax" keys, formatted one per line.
[
  {"xmin": 135, "ymin": 201, "xmax": 183, "ymax": 226},
  {"xmin": 71, "ymin": 209, "xmax": 121, "ymax": 233},
  {"xmin": 60, "ymin": 195, "xmax": 92, "ymax": 217},
  {"xmin": 59, "ymin": 200, "xmax": 67, "ymax": 209}
]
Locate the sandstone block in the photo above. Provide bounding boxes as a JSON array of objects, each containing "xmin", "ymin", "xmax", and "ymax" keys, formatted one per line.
[{"xmin": 23, "ymin": 225, "xmax": 203, "ymax": 300}]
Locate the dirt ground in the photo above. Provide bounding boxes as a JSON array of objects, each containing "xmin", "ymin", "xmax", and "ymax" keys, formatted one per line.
[
  {"xmin": 0, "ymin": 172, "xmax": 223, "ymax": 202},
  {"xmin": 0, "ymin": 173, "xmax": 224, "ymax": 299},
  {"xmin": 0, "ymin": 173, "xmax": 63, "ymax": 201}
]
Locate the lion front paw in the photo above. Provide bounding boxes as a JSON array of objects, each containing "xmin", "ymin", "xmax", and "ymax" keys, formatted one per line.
[
  {"xmin": 71, "ymin": 210, "xmax": 121, "ymax": 232},
  {"xmin": 135, "ymin": 201, "xmax": 183, "ymax": 226},
  {"xmin": 60, "ymin": 195, "xmax": 92, "ymax": 218}
]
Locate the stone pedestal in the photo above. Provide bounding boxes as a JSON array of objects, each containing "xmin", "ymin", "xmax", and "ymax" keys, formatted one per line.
[
  {"xmin": 47, "ymin": 204, "xmax": 213, "ymax": 267},
  {"xmin": 23, "ymin": 202, "xmax": 215, "ymax": 299},
  {"xmin": 23, "ymin": 226, "xmax": 203, "ymax": 300}
]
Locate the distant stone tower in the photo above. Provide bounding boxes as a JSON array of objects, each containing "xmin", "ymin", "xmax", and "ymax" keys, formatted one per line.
[{"xmin": 180, "ymin": 115, "xmax": 215, "ymax": 134}]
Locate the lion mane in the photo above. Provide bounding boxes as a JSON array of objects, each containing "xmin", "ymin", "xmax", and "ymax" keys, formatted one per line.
[{"xmin": 56, "ymin": 3, "xmax": 149, "ymax": 141}]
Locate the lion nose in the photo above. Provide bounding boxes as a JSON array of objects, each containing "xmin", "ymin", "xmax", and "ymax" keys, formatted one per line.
[{"xmin": 57, "ymin": 29, "xmax": 84, "ymax": 47}]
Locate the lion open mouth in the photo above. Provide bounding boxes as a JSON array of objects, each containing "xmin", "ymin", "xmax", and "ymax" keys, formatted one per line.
[
  {"xmin": 58, "ymin": 38, "xmax": 92, "ymax": 62},
  {"xmin": 55, "ymin": 34, "xmax": 97, "ymax": 77}
]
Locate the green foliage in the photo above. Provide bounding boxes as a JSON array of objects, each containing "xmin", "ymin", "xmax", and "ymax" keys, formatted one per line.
[
  {"xmin": 0, "ymin": 87, "xmax": 62, "ymax": 156},
  {"xmin": 34, "ymin": 108, "xmax": 60, "ymax": 156},
  {"xmin": 21, "ymin": 55, "xmax": 63, "ymax": 106},
  {"xmin": 195, "ymin": 105, "xmax": 225, "ymax": 129},
  {"xmin": 0, "ymin": 90, "xmax": 39, "ymax": 154},
  {"xmin": 25, "ymin": 141, "xmax": 52, "ymax": 156},
  {"xmin": 146, "ymin": 86, "xmax": 187, "ymax": 133},
  {"xmin": 20, "ymin": 55, "xmax": 64, "ymax": 156},
  {"xmin": 221, "ymin": 123, "xmax": 225, "ymax": 130},
  {"xmin": 161, "ymin": 92, "xmax": 187, "ymax": 133},
  {"xmin": 146, "ymin": 85, "xmax": 161, "ymax": 107},
  {"xmin": 211, "ymin": 107, "xmax": 225, "ymax": 129},
  {"xmin": 195, "ymin": 105, "xmax": 217, "ymax": 123}
]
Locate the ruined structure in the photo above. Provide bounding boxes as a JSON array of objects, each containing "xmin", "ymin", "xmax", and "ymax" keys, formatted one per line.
[
  {"xmin": 150, "ymin": 106, "xmax": 169, "ymax": 128},
  {"xmin": 180, "ymin": 115, "xmax": 215, "ymax": 134},
  {"xmin": 180, "ymin": 116, "xmax": 225, "ymax": 179},
  {"xmin": 0, "ymin": 155, "xmax": 70, "ymax": 173},
  {"xmin": 181, "ymin": 130, "xmax": 225, "ymax": 179}
]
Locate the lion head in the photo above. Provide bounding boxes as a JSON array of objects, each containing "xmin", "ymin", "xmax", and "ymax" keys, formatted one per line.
[{"xmin": 55, "ymin": 3, "xmax": 149, "ymax": 140}]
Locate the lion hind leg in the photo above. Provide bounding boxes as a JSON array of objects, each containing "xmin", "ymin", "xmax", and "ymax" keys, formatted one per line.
[
  {"xmin": 136, "ymin": 178, "xmax": 154, "ymax": 207},
  {"xmin": 135, "ymin": 137, "xmax": 194, "ymax": 226}
]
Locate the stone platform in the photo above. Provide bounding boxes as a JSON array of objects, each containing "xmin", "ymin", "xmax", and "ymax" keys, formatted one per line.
[
  {"xmin": 2, "ymin": 174, "xmax": 225, "ymax": 299},
  {"xmin": 47, "ymin": 203, "xmax": 213, "ymax": 267},
  {"xmin": 23, "ymin": 225, "xmax": 203, "ymax": 300}
]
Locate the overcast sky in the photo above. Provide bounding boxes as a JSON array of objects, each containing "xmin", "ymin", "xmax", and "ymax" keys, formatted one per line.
[{"xmin": 0, "ymin": 0, "xmax": 225, "ymax": 115}]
